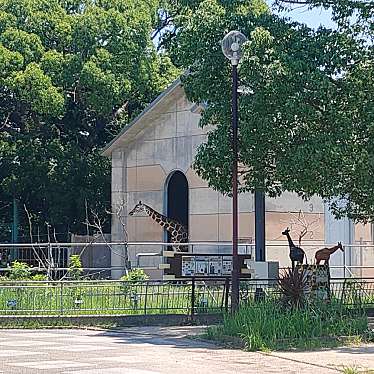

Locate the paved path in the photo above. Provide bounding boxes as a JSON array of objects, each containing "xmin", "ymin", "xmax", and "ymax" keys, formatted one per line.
[{"xmin": 0, "ymin": 327, "xmax": 372, "ymax": 373}]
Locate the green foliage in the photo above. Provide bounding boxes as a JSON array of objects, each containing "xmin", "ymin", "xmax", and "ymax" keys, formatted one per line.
[
  {"xmin": 12, "ymin": 63, "xmax": 64, "ymax": 116},
  {"xmin": 164, "ymin": 0, "xmax": 374, "ymax": 222},
  {"xmin": 8, "ymin": 260, "xmax": 31, "ymax": 280},
  {"xmin": 67, "ymin": 255, "xmax": 83, "ymax": 280},
  {"xmin": 31, "ymin": 273, "xmax": 47, "ymax": 281},
  {"xmin": 120, "ymin": 268, "xmax": 149, "ymax": 301},
  {"xmin": 276, "ymin": 0, "xmax": 373, "ymax": 32},
  {"xmin": 120, "ymin": 268, "xmax": 149, "ymax": 282},
  {"xmin": 0, "ymin": 0, "xmax": 179, "ymax": 239},
  {"xmin": 341, "ymin": 367, "xmax": 360, "ymax": 374},
  {"xmin": 207, "ymin": 301, "xmax": 368, "ymax": 351}
]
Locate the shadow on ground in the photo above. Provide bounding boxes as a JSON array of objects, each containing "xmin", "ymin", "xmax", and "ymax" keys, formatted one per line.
[{"xmin": 95, "ymin": 326, "xmax": 221, "ymax": 351}]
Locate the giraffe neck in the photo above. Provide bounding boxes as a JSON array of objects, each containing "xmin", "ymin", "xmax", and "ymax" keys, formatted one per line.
[
  {"xmin": 144, "ymin": 204, "xmax": 183, "ymax": 232},
  {"xmin": 142, "ymin": 204, "xmax": 188, "ymax": 245},
  {"xmin": 328, "ymin": 245, "xmax": 339, "ymax": 255},
  {"xmin": 286, "ymin": 233, "xmax": 295, "ymax": 248},
  {"xmin": 143, "ymin": 205, "xmax": 171, "ymax": 225}
]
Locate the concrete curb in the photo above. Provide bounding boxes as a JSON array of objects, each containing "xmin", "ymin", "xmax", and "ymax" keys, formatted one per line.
[{"xmin": 0, "ymin": 313, "xmax": 223, "ymax": 328}]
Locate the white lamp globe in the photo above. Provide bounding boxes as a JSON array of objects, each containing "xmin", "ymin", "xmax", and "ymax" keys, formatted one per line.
[{"xmin": 221, "ymin": 31, "xmax": 248, "ymax": 65}]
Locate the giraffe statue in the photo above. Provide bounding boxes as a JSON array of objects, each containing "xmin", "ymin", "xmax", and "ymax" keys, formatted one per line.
[
  {"xmin": 315, "ymin": 242, "xmax": 344, "ymax": 265},
  {"xmin": 282, "ymin": 227, "xmax": 306, "ymax": 270},
  {"xmin": 129, "ymin": 201, "xmax": 188, "ymax": 252}
]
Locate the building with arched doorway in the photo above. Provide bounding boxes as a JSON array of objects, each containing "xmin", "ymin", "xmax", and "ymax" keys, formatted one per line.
[{"xmin": 102, "ymin": 79, "xmax": 373, "ymax": 279}]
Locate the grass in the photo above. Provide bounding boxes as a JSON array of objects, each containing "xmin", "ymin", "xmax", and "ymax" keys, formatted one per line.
[
  {"xmin": 341, "ymin": 366, "xmax": 374, "ymax": 374},
  {"xmin": 342, "ymin": 367, "xmax": 360, "ymax": 374},
  {"xmin": 0, "ymin": 318, "xmax": 118, "ymax": 329},
  {"xmin": 0, "ymin": 281, "xmax": 226, "ymax": 316},
  {"xmin": 206, "ymin": 300, "xmax": 369, "ymax": 351},
  {"xmin": 342, "ymin": 367, "xmax": 362, "ymax": 374}
]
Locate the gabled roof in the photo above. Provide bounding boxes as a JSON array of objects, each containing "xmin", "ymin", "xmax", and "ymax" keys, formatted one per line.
[{"xmin": 101, "ymin": 78, "xmax": 182, "ymax": 157}]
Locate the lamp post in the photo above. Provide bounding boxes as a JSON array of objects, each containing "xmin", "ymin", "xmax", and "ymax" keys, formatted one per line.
[{"xmin": 222, "ymin": 31, "xmax": 247, "ymax": 312}]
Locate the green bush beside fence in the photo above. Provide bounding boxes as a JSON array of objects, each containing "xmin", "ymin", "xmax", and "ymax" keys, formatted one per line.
[{"xmin": 207, "ymin": 300, "xmax": 370, "ymax": 351}]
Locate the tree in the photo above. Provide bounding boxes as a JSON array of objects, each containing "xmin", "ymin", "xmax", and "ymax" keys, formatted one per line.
[
  {"xmin": 0, "ymin": 0, "xmax": 179, "ymax": 240},
  {"xmin": 275, "ymin": 0, "xmax": 373, "ymax": 23},
  {"xmin": 162, "ymin": 0, "xmax": 373, "ymax": 222}
]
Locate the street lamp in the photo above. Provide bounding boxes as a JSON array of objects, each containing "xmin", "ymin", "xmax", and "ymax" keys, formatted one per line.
[{"xmin": 222, "ymin": 30, "xmax": 247, "ymax": 312}]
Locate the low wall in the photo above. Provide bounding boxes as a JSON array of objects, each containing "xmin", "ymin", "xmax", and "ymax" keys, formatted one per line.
[{"xmin": 0, "ymin": 313, "xmax": 223, "ymax": 328}]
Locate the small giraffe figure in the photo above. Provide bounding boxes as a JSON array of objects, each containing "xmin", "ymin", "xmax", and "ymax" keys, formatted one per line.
[
  {"xmin": 129, "ymin": 201, "xmax": 188, "ymax": 252},
  {"xmin": 282, "ymin": 227, "xmax": 306, "ymax": 270},
  {"xmin": 315, "ymin": 242, "xmax": 344, "ymax": 265}
]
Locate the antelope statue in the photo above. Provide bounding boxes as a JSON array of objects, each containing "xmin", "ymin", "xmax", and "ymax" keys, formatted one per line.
[{"xmin": 315, "ymin": 242, "xmax": 344, "ymax": 265}]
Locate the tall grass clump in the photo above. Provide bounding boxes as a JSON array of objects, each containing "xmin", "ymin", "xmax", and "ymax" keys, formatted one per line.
[{"xmin": 207, "ymin": 300, "xmax": 368, "ymax": 351}]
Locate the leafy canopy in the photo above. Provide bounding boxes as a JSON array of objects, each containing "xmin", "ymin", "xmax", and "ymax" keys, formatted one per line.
[
  {"xmin": 0, "ymin": 0, "xmax": 179, "ymax": 240},
  {"xmin": 163, "ymin": 0, "xmax": 373, "ymax": 222}
]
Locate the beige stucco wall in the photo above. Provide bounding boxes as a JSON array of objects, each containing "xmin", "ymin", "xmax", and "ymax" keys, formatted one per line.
[
  {"xmin": 353, "ymin": 223, "xmax": 374, "ymax": 277},
  {"xmin": 110, "ymin": 87, "xmax": 328, "ymax": 276}
]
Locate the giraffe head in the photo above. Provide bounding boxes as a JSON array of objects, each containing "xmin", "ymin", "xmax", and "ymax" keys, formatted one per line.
[
  {"xmin": 282, "ymin": 227, "xmax": 290, "ymax": 236},
  {"xmin": 337, "ymin": 242, "xmax": 344, "ymax": 252},
  {"xmin": 129, "ymin": 201, "xmax": 147, "ymax": 216}
]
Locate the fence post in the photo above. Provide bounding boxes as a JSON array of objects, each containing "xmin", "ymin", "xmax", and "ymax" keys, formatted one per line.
[
  {"xmin": 191, "ymin": 277, "xmax": 195, "ymax": 320},
  {"xmin": 144, "ymin": 281, "xmax": 149, "ymax": 315},
  {"xmin": 60, "ymin": 282, "xmax": 64, "ymax": 316},
  {"xmin": 47, "ymin": 242, "xmax": 55, "ymax": 280},
  {"xmin": 224, "ymin": 277, "xmax": 230, "ymax": 313}
]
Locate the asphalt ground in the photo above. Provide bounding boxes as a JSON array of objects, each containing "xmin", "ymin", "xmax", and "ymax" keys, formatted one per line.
[{"xmin": 0, "ymin": 327, "xmax": 372, "ymax": 373}]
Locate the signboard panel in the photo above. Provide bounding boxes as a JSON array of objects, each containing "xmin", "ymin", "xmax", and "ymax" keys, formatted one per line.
[
  {"xmin": 181, "ymin": 255, "xmax": 231, "ymax": 277},
  {"xmin": 164, "ymin": 252, "xmax": 252, "ymax": 279}
]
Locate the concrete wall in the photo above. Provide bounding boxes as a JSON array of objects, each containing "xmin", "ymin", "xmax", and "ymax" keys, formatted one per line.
[
  {"xmin": 354, "ymin": 223, "xmax": 374, "ymax": 277},
  {"xmin": 110, "ymin": 87, "xmax": 326, "ymax": 276},
  {"xmin": 70, "ymin": 234, "xmax": 111, "ymax": 279}
]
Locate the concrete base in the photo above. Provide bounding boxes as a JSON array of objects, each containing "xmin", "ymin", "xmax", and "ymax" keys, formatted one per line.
[{"xmin": 0, "ymin": 313, "xmax": 223, "ymax": 328}]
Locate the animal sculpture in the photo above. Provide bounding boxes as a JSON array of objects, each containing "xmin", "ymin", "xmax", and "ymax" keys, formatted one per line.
[
  {"xmin": 282, "ymin": 227, "xmax": 306, "ymax": 270},
  {"xmin": 315, "ymin": 242, "xmax": 344, "ymax": 265}
]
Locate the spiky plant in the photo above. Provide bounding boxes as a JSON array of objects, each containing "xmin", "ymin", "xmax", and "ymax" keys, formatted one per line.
[{"xmin": 278, "ymin": 268, "xmax": 309, "ymax": 309}]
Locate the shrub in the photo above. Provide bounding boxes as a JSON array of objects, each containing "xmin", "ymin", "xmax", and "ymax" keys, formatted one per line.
[
  {"xmin": 120, "ymin": 268, "xmax": 149, "ymax": 299},
  {"xmin": 120, "ymin": 268, "xmax": 149, "ymax": 282},
  {"xmin": 207, "ymin": 300, "xmax": 368, "ymax": 351},
  {"xmin": 278, "ymin": 268, "xmax": 309, "ymax": 308},
  {"xmin": 8, "ymin": 261, "xmax": 31, "ymax": 280},
  {"xmin": 31, "ymin": 274, "xmax": 48, "ymax": 281},
  {"xmin": 67, "ymin": 255, "xmax": 83, "ymax": 280}
]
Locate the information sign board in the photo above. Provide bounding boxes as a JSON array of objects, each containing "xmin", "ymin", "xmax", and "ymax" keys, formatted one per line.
[{"xmin": 164, "ymin": 252, "xmax": 252, "ymax": 279}]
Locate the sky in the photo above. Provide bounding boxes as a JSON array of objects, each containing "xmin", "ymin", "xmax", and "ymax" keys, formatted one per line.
[
  {"xmin": 267, "ymin": 1, "xmax": 336, "ymax": 29},
  {"xmin": 153, "ymin": 2, "xmax": 336, "ymax": 48}
]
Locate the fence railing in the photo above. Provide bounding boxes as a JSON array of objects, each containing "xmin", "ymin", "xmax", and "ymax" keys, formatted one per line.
[
  {"xmin": 0, "ymin": 278, "xmax": 373, "ymax": 318},
  {"xmin": 0, "ymin": 279, "xmax": 228, "ymax": 317},
  {"xmin": 0, "ymin": 241, "xmax": 255, "ymax": 279},
  {"xmin": 1, "ymin": 242, "xmax": 374, "ymax": 280}
]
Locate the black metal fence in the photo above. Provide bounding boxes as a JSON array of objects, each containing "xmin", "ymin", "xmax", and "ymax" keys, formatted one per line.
[
  {"xmin": 0, "ymin": 279, "xmax": 226, "ymax": 317},
  {"xmin": 0, "ymin": 278, "xmax": 372, "ymax": 317}
]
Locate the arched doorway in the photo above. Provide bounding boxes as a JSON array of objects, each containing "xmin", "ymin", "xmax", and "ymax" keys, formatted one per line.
[{"xmin": 165, "ymin": 171, "xmax": 189, "ymax": 243}]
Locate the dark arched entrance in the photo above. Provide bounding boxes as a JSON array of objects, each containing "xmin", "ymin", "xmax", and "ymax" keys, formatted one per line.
[{"xmin": 166, "ymin": 171, "xmax": 189, "ymax": 243}]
